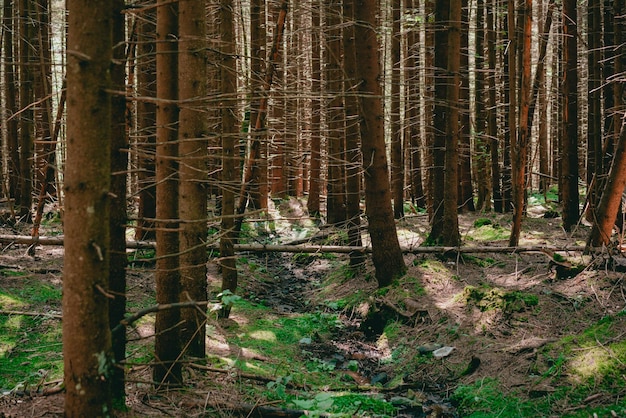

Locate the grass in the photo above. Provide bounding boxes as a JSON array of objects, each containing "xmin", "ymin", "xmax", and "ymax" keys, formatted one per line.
[{"xmin": 0, "ymin": 279, "xmax": 64, "ymax": 390}]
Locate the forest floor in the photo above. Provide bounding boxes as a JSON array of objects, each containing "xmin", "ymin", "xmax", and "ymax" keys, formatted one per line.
[{"xmin": 1, "ymin": 194, "xmax": 626, "ymax": 417}]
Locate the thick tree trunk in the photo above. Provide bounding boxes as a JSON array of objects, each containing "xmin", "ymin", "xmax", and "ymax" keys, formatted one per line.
[
  {"xmin": 153, "ymin": 1, "xmax": 182, "ymax": 388},
  {"xmin": 178, "ymin": 0, "xmax": 208, "ymax": 358},
  {"xmin": 353, "ymin": 0, "xmax": 406, "ymax": 286},
  {"xmin": 64, "ymin": 0, "xmax": 113, "ymax": 414}
]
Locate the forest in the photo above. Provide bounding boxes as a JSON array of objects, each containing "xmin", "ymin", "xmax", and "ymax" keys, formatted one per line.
[{"xmin": 1, "ymin": 0, "xmax": 626, "ymax": 416}]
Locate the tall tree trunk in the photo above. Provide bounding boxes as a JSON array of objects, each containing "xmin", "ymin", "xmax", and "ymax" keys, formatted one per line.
[
  {"xmin": 178, "ymin": 0, "xmax": 208, "ymax": 358},
  {"xmin": 474, "ymin": 0, "xmax": 490, "ymax": 212},
  {"xmin": 3, "ymin": 0, "xmax": 18, "ymax": 207},
  {"xmin": 153, "ymin": 0, "xmax": 182, "ymax": 388},
  {"xmin": 587, "ymin": 0, "xmax": 602, "ymax": 200},
  {"xmin": 307, "ymin": 1, "xmax": 322, "ymax": 218},
  {"xmin": 391, "ymin": 0, "xmax": 404, "ymax": 219},
  {"xmin": 235, "ymin": 0, "xmax": 288, "ymax": 234},
  {"xmin": 428, "ymin": 0, "xmax": 449, "ymax": 241},
  {"xmin": 64, "ymin": 0, "xmax": 113, "ymax": 414},
  {"xmin": 325, "ymin": 0, "xmax": 347, "ymax": 225},
  {"xmin": 353, "ymin": 0, "xmax": 406, "ymax": 286},
  {"xmin": 424, "ymin": 0, "xmax": 435, "ymax": 217},
  {"xmin": 343, "ymin": 0, "xmax": 365, "ymax": 267},
  {"xmin": 441, "ymin": 0, "xmax": 461, "ymax": 246},
  {"xmin": 219, "ymin": 0, "xmax": 239, "ymax": 319},
  {"xmin": 503, "ymin": 0, "xmax": 517, "ymax": 213},
  {"xmin": 18, "ymin": 0, "xmax": 34, "ymax": 220},
  {"xmin": 487, "ymin": 0, "xmax": 502, "ymax": 212},
  {"xmin": 538, "ymin": 0, "xmax": 551, "ymax": 195},
  {"xmin": 135, "ymin": 6, "xmax": 157, "ymax": 241},
  {"xmin": 405, "ymin": 0, "xmax": 425, "ymax": 209},
  {"xmin": 458, "ymin": 0, "xmax": 474, "ymax": 213},
  {"xmin": 509, "ymin": 0, "xmax": 532, "ymax": 246},
  {"xmin": 560, "ymin": 0, "xmax": 579, "ymax": 232},
  {"xmin": 109, "ymin": 0, "xmax": 128, "ymax": 402}
]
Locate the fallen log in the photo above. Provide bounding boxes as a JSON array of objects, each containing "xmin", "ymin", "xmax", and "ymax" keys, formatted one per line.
[{"xmin": 0, "ymin": 234, "xmax": 588, "ymax": 254}]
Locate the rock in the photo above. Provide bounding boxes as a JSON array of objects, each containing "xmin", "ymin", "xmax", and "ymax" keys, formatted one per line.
[{"xmin": 432, "ymin": 346, "xmax": 455, "ymax": 358}]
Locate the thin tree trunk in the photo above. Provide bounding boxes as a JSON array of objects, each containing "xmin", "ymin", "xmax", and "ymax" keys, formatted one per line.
[
  {"xmin": 153, "ymin": 0, "xmax": 182, "ymax": 388},
  {"xmin": 509, "ymin": 0, "xmax": 532, "ymax": 246},
  {"xmin": 219, "ymin": 0, "xmax": 239, "ymax": 319},
  {"xmin": 18, "ymin": 0, "xmax": 34, "ymax": 220},
  {"xmin": 353, "ymin": 0, "xmax": 406, "ymax": 286},
  {"xmin": 64, "ymin": 0, "xmax": 113, "ymax": 413},
  {"xmin": 3, "ymin": 0, "xmax": 18, "ymax": 208},
  {"xmin": 391, "ymin": 0, "xmax": 404, "ymax": 219},
  {"xmin": 474, "ymin": 0, "xmax": 490, "ymax": 212},
  {"xmin": 109, "ymin": 0, "xmax": 128, "ymax": 402},
  {"xmin": 405, "ymin": 0, "xmax": 425, "ymax": 209},
  {"xmin": 307, "ymin": 1, "xmax": 322, "ymax": 218},
  {"xmin": 458, "ymin": 0, "xmax": 474, "ymax": 213},
  {"xmin": 325, "ymin": 0, "xmax": 347, "ymax": 225},
  {"xmin": 560, "ymin": 0, "xmax": 578, "ymax": 232},
  {"xmin": 135, "ymin": 6, "xmax": 157, "ymax": 241},
  {"xmin": 487, "ymin": 0, "xmax": 502, "ymax": 212},
  {"xmin": 441, "ymin": 0, "xmax": 461, "ymax": 246},
  {"xmin": 428, "ymin": 0, "xmax": 448, "ymax": 241},
  {"xmin": 235, "ymin": 0, "xmax": 288, "ymax": 234},
  {"xmin": 343, "ymin": 0, "xmax": 365, "ymax": 267}
]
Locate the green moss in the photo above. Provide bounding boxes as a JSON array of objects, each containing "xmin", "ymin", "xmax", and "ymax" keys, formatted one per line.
[{"xmin": 461, "ymin": 286, "xmax": 538, "ymax": 314}]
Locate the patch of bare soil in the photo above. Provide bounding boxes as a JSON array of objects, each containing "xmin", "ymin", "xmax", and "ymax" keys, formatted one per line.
[{"xmin": 1, "ymin": 203, "xmax": 626, "ymax": 416}]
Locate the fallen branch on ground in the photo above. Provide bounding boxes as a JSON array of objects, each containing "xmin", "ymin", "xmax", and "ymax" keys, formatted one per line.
[
  {"xmin": 0, "ymin": 234, "xmax": 589, "ymax": 254},
  {"xmin": 0, "ymin": 310, "xmax": 62, "ymax": 319}
]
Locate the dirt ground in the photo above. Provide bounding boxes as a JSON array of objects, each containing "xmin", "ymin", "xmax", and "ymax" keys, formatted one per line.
[{"xmin": 1, "ymin": 200, "xmax": 625, "ymax": 417}]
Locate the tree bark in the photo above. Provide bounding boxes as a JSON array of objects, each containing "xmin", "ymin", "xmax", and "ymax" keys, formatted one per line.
[
  {"xmin": 509, "ymin": 0, "xmax": 532, "ymax": 246},
  {"xmin": 586, "ymin": 115, "xmax": 626, "ymax": 248},
  {"xmin": 441, "ymin": 0, "xmax": 461, "ymax": 246},
  {"xmin": 307, "ymin": 1, "xmax": 322, "ymax": 218},
  {"xmin": 109, "ymin": 0, "xmax": 128, "ymax": 402},
  {"xmin": 560, "ymin": 0, "xmax": 579, "ymax": 232},
  {"xmin": 153, "ymin": 0, "xmax": 182, "ymax": 388},
  {"xmin": 64, "ymin": 0, "xmax": 113, "ymax": 414},
  {"xmin": 391, "ymin": 0, "xmax": 404, "ymax": 219},
  {"xmin": 353, "ymin": 0, "xmax": 406, "ymax": 286},
  {"xmin": 178, "ymin": 0, "xmax": 209, "ymax": 358},
  {"xmin": 428, "ymin": 0, "xmax": 449, "ymax": 240},
  {"xmin": 325, "ymin": 0, "xmax": 347, "ymax": 225},
  {"xmin": 343, "ymin": 0, "xmax": 365, "ymax": 267},
  {"xmin": 135, "ymin": 6, "xmax": 157, "ymax": 241},
  {"xmin": 219, "ymin": 0, "xmax": 239, "ymax": 319}
]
